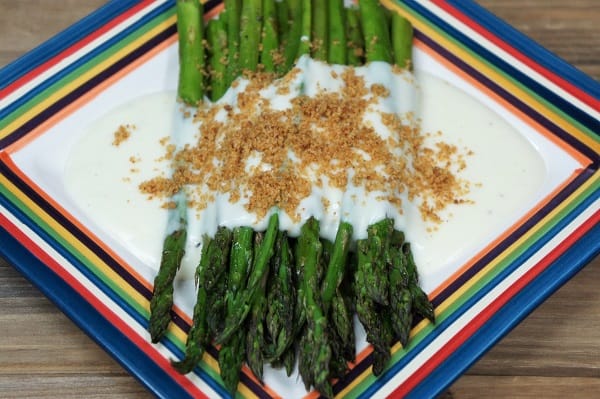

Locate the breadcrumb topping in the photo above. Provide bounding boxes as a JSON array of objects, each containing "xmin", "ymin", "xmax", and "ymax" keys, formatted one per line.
[
  {"xmin": 112, "ymin": 124, "xmax": 135, "ymax": 146},
  {"xmin": 140, "ymin": 63, "xmax": 471, "ymax": 224}
]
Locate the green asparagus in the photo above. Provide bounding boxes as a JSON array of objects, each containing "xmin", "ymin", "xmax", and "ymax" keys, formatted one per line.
[
  {"xmin": 239, "ymin": 0, "xmax": 263, "ymax": 72},
  {"xmin": 261, "ymin": 0, "xmax": 279, "ymax": 72},
  {"xmin": 345, "ymin": 6, "xmax": 364, "ymax": 66},
  {"xmin": 321, "ymin": 221, "xmax": 353, "ymax": 308},
  {"xmin": 173, "ymin": 227, "xmax": 232, "ymax": 372},
  {"xmin": 311, "ymin": 0, "xmax": 328, "ymax": 61},
  {"xmin": 357, "ymin": 218, "xmax": 394, "ymax": 305},
  {"xmin": 275, "ymin": 0, "xmax": 289, "ymax": 45},
  {"xmin": 171, "ymin": 235, "xmax": 212, "ymax": 373},
  {"xmin": 297, "ymin": 0, "xmax": 312, "ymax": 57},
  {"xmin": 327, "ymin": 0, "xmax": 346, "ymax": 65},
  {"xmin": 151, "ymin": 2, "xmax": 439, "ymax": 398},
  {"xmin": 206, "ymin": 17, "xmax": 228, "ymax": 101},
  {"xmin": 388, "ymin": 230, "xmax": 413, "ymax": 346},
  {"xmin": 218, "ymin": 226, "xmax": 253, "ymax": 393},
  {"xmin": 296, "ymin": 218, "xmax": 333, "ymax": 398},
  {"xmin": 176, "ymin": 0, "xmax": 205, "ymax": 105},
  {"xmin": 391, "ymin": 11, "xmax": 413, "ymax": 69},
  {"xmin": 282, "ymin": 0, "xmax": 303, "ymax": 71},
  {"xmin": 404, "ymin": 243, "xmax": 436, "ymax": 323},
  {"xmin": 245, "ymin": 232, "xmax": 269, "ymax": 381},
  {"xmin": 264, "ymin": 231, "xmax": 295, "ymax": 361},
  {"xmin": 359, "ymin": 0, "xmax": 393, "ymax": 63},
  {"xmin": 224, "ymin": 0, "xmax": 242, "ymax": 86},
  {"xmin": 149, "ymin": 227, "xmax": 186, "ymax": 343},
  {"xmin": 216, "ymin": 213, "xmax": 279, "ymax": 344}
]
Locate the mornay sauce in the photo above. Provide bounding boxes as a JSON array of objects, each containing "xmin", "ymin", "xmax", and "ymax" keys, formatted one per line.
[{"xmin": 64, "ymin": 60, "xmax": 545, "ymax": 287}]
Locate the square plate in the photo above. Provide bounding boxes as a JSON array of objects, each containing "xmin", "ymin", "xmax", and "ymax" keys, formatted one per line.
[{"xmin": 1, "ymin": 1, "xmax": 598, "ymax": 398}]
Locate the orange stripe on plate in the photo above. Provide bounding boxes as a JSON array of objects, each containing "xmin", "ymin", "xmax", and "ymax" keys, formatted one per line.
[
  {"xmin": 205, "ymin": 2, "xmax": 224, "ymax": 20},
  {"xmin": 1, "ymin": 153, "xmax": 154, "ymax": 293},
  {"xmin": 429, "ymin": 168, "xmax": 582, "ymax": 300},
  {"xmin": 6, "ymin": 35, "xmax": 177, "ymax": 155},
  {"xmin": 415, "ymin": 41, "xmax": 591, "ymax": 167}
]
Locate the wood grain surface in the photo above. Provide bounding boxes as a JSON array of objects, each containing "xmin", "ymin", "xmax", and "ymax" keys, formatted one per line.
[{"xmin": 0, "ymin": 1, "xmax": 598, "ymax": 398}]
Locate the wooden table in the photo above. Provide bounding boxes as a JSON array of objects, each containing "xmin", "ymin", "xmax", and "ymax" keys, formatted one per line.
[{"xmin": 0, "ymin": 1, "xmax": 598, "ymax": 398}]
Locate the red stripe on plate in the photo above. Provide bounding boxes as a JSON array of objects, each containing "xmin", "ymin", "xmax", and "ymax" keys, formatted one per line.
[
  {"xmin": 0, "ymin": 213, "xmax": 209, "ymax": 399},
  {"xmin": 431, "ymin": 0, "xmax": 600, "ymax": 110},
  {"xmin": 0, "ymin": 0, "xmax": 155, "ymax": 99},
  {"xmin": 388, "ymin": 208, "xmax": 600, "ymax": 398}
]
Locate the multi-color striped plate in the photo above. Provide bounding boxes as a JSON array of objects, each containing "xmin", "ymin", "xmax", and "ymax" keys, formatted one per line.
[{"xmin": 1, "ymin": 1, "xmax": 598, "ymax": 398}]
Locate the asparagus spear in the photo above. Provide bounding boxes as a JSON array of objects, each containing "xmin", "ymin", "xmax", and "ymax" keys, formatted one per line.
[
  {"xmin": 245, "ymin": 232, "xmax": 269, "ymax": 381},
  {"xmin": 355, "ymin": 248, "xmax": 393, "ymax": 377},
  {"xmin": 261, "ymin": 0, "xmax": 280, "ymax": 72},
  {"xmin": 200, "ymin": 227, "xmax": 232, "ymax": 292},
  {"xmin": 371, "ymin": 311, "xmax": 394, "ymax": 376},
  {"xmin": 297, "ymin": 0, "xmax": 312, "ymax": 57},
  {"xmin": 311, "ymin": 0, "xmax": 328, "ymax": 61},
  {"xmin": 275, "ymin": 0, "xmax": 289, "ymax": 45},
  {"xmin": 245, "ymin": 213, "xmax": 279, "ymax": 296},
  {"xmin": 218, "ymin": 226, "xmax": 254, "ymax": 393},
  {"xmin": 174, "ymin": 227, "xmax": 232, "ymax": 373},
  {"xmin": 228, "ymin": 227, "xmax": 255, "ymax": 294},
  {"xmin": 206, "ymin": 271, "xmax": 228, "ymax": 336},
  {"xmin": 297, "ymin": 325, "xmax": 314, "ymax": 390},
  {"xmin": 388, "ymin": 230, "xmax": 413, "ymax": 346},
  {"xmin": 274, "ymin": 345, "xmax": 296, "ymax": 377},
  {"xmin": 391, "ymin": 11, "xmax": 413, "ymax": 70},
  {"xmin": 172, "ymin": 236, "xmax": 212, "ymax": 373},
  {"xmin": 359, "ymin": 218, "xmax": 394, "ymax": 305},
  {"xmin": 264, "ymin": 231, "xmax": 295, "ymax": 361},
  {"xmin": 319, "ymin": 238, "xmax": 333, "ymax": 286},
  {"xmin": 297, "ymin": 218, "xmax": 333, "ymax": 398},
  {"xmin": 403, "ymin": 243, "xmax": 435, "ymax": 323},
  {"xmin": 321, "ymin": 221, "xmax": 353, "ymax": 309},
  {"xmin": 218, "ymin": 330, "xmax": 245, "ymax": 393},
  {"xmin": 327, "ymin": 0, "xmax": 346, "ymax": 65},
  {"xmin": 345, "ymin": 6, "xmax": 364, "ymax": 66},
  {"xmin": 239, "ymin": 0, "xmax": 263, "ymax": 72},
  {"xmin": 149, "ymin": 0, "xmax": 206, "ymax": 344},
  {"xmin": 217, "ymin": 213, "xmax": 279, "ymax": 343},
  {"xmin": 359, "ymin": 0, "xmax": 393, "ymax": 63},
  {"xmin": 354, "ymin": 221, "xmax": 396, "ymax": 375},
  {"xmin": 176, "ymin": 0, "xmax": 205, "ymax": 105},
  {"xmin": 224, "ymin": 0, "xmax": 242, "ymax": 86},
  {"xmin": 328, "ymin": 324, "xmax": 349, "ymax": 380},
  {"xmin": 267, "ymin": 237, "xmax": 298, "ymax": 376},
  {"xmin": 338, "ymin": 254, "xmax": 358, "ymax": 362},
  {"xmin": 330, "ymin": 291, "xmax": 355, "ymax": 362},
  {"xmin": 318, "ymin": 225, "xmax": 355, "ymax": 374},
  {"xmin": 149, "ymin": 227, "xmax": 187, "ymax": 343},
  {"xmin": 283, "ymin": 0, "xmax": 303, "ymax": 71},
  {"xmin": 206, "ymin": 17, "xmax": 228, "ymax": 101},
  {"xmin": 222, "ymin": 3, "xmax": 288, "ymax": 383}
]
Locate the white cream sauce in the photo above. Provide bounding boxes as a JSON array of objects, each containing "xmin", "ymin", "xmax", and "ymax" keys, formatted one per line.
[
  {"xmin": 64, "ymin": 92, "xmax": 173, "ymax": 269},
  {"xmin": 65, "ymin": 59, "xmax": 545, "ymax": 286},
  {"xmin": 412, "ymin": 70, "xmax": 545, "ymax": 288},
  {"xmin": 178, "ymin": 56, "xmax": 418, "ymax": 247}
]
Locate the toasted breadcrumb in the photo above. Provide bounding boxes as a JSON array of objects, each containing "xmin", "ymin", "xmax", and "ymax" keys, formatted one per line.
[
  {"xmin": 112, "ymin": 124, "xmax": 135, "ymax": 146},
  {"xmin": 370, "ymin": 83, "xmax": 390, "ymax": 98}
]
